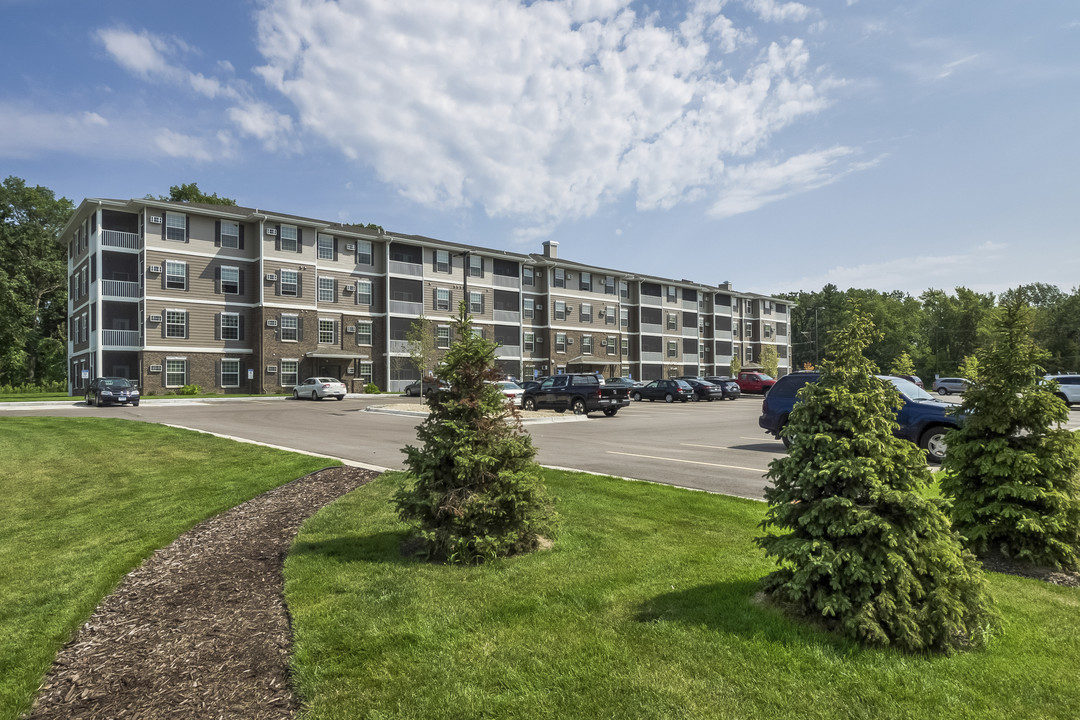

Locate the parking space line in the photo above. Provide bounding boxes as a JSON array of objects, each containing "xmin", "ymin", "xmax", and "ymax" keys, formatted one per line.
[{"xmin": 607, "ymin": 450, "xmax": 767, "ymax": 473}]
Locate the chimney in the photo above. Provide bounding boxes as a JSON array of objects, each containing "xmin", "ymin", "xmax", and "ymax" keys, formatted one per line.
[
  {"xmin": 542, "ymin": 240, "xmax": 559, "ymax": 258},
  {"xmin": 719, "ymin": 281, "xmax": 733, "ymax": 291}
]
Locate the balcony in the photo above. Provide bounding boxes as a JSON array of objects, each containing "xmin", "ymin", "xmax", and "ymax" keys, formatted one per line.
[
  {"xmin": 640, "ymin": 295, "xmax": 662, "ymax": 307},
  {"xmin": 715, "ymin": 330, "xmax": 733, "ymax": 341},
  {"xmin": 102, "ymin": 329, "xmax": 140, "ymax": 348},
  {"xmin": 101, "ymin": 230, "xmax": 141, "ymax": 250},
  {"xmin": 641, "ymin": 351, "xmax": 664, "ymax": 362},
  {"xmin": 493, "ymin": 275, "xmax": 520, "ymax": 289},
  {"xmin": 102, "ymin": 280, "xmax": 141, "ymax": 299},
  {"xmin": 715, "ymin": 306, "xmax": 731, "ymax": 316},
  {"xmin": 682, "ymin": 299, "xmax": 697, "ymax": 311},
  {"xmin": 682, "ymin": 327, "xmax": 698, "ymax": 338},
  {"xmin": 388, "ymin": 339, "xmax": 411, "ymax": 354},
  {"xmin": 640, "ymin": 323, "xmax": 663, "ymax": 335},
  {"xmin": 388, "ymin": 300, "xmax": 423, "ymax": 315},
  {"xmin": 496, "ymin": 344, "xmax": 521, "ymax": 358},
  {"xmin": 388, "ymin": 260, "xmax": 423, "ymax": 277},
  {"xmin": 493, "ymin": 309, "xmax": 520, "ymax": 323}
]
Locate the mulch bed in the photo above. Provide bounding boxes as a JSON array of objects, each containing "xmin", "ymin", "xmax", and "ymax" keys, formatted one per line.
[{"xmin": 26, "ymin": 465, "xmax": 377, "ymax": 720}]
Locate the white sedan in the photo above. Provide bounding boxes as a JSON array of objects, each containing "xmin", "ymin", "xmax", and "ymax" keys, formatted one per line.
[
  {"xmin": 489, "ymin": 380, "xmax": 524, "ymax": 407},
  {"xmin": 294, "ymin": 377, "xmax": 347, "ymax": 401}
]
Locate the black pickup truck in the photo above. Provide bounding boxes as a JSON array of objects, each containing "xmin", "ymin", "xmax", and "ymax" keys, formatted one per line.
[{"xmin": 521, "ymin": 374, "xmax": 631, "ymax": 416}]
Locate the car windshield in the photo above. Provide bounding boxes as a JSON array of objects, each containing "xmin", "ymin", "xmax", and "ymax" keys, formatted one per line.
[
  {"xmin": 884, "ymin": 376, "xmax": 935, "ymax": 401},
  {"xmin": 496, "ymin": 381, "xmax": 521, "ymax": 390},
  {"xmin": 103, "ymin": 379, "xmax": 132, "ymax": 389}
]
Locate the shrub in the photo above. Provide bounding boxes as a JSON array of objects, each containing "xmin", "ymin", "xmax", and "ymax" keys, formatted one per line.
[
  {"xmin": 757, "ymin": 305, "xmax": 996, "ymax": 653},
  {"xmin": 178, "ymin": 384, "xmax": 201, "ymax": 396},
  {"xmin": 941, "ymin": 298, "xmax": 1080, "ymax": 569},
  {"xmin": 363, "ymin": 383, "xmax": 380, "ymax": 394},
  {"xmin": 394, "ymin": 303, "xmax": 556, "ymax": 563}
]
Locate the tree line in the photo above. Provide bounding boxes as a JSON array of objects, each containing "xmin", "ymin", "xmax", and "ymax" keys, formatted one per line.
[{"xmin": 782, "ymin": 283, "xmax": 1080, "ymax": 381}]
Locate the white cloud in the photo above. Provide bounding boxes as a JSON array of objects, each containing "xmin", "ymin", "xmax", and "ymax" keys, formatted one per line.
[
  {"xmin": 154, "ymin": 128, "xmax": 234, "ymax": 162},
  {"xmin": 0, "ymin": 104, "xmax": 133, "ymax": 158},
  {"xmin": 253, "ymin": 0, "xmax": 842, "ymax": 228},
  {"xmin": 227, "ymin": 102, "xmax": 296, "ymax": 151},
  {"xmin": 96, "ymin": 28, "xmax": 175, "ymax": 78}
]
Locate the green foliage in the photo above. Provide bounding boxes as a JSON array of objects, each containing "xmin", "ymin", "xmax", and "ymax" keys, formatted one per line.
[
  {"xmin": 151, "ymin": 182, "xmax": 236, "ymax": 206},
  {"xmin": 757, "ymin": 304, "xmax": 996, "ymax": 653},
  {"xmin": 394, "ymin": 303, "xmax": 557, "ymax": 563},
  {"xmin": 363, "ymin": 383, "xmax": 380, "ymax": 394},
  {"xmin": 0, "ymin": 177, "xmax": 73, "ymax": 386},
  {"xmin": 958, "ymin": 354, "xmax": 981, "ymax": 384},
  {"xmin": 759, "ymin": 344, "xmax": 779, "ymax": 378},
  {"xmin": 178, "ymin": 384, "xmax": 202, "ymax": 396},
  {"xmin": 0, "ymin": 381, "xmax": 65, "ymax": 394},
  {"xmin": 406, "ymin": 315, "xmax": 438, "ymax": 394},
  {"xmin": 941, "ymin": 298, "xmax": 1080, "ymax": 569},
  {"xmin": 730, "ymin": 354, "xmax": 741, "ymax": 376},
  {"xmin": 889, "ymin": 351, "xmax": 917, "ymax": 377}
]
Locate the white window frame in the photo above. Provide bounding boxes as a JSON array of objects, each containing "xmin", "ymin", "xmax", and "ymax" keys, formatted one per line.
[
  {"xmin": 356, "ymin": 321, "xmax": 373, "ymax": 346},
  {"xmin": 165, "ymin": 310, "xmax": 186, "ymax": 339},
  {"xmin": 165, "ymin": 260, "xmax": 186, "ymax": 290},
  {"xmin": 746, "ymin": 346, "xmax": 754, "ymax": 362},
  {"xmin": 318, "ymin": 276, "xmax": 335, "ymax": 302},
  {"xmin": 667, "ymin": 286, "xmax": 677, "ymax": 302},
  {"xmin": 554, "ymin": 300, "xmax": 566, "ymax": 321},
  {"xmin": 220, "ymin": 221, "xmax": 240, "ymax": 249},
  {"xmin": 581, "ymin": 335, "xmax": 593, "ymax": 355},
  {"xmin": 221, "ymin": 358, "xmax": 240, "ymax": 388},
  {"xmin": 523, "ymin": 297, "xmax": 534, "ymax": 319},
  {"xmin": 522, "ymin": 267, "xmax": 534, "ymax": 286},
  {"xmin": 579, "ymin": 271, "xmax": 592, "ymax": 291},
  {"xmin": 667, "ymin": 340, "xmax": 678, "ymax": 358},
  {"xmin": 435, "ymin": 287, "xmax": 451, "ymax": 311},
  {"xmin": 165, "ymin": 212, "xmax": 186, "ymax": 242},
  {"xmin": 356, "ymin": 279, "xmax": 373, "ymax": 305},
  {"xmin": 318, "ymin": 318, "xmax": 335, "ymax": 345},
  {"xmin": 280, "ymin": 314, "xmax": 298, "ymax": 342},
  {"xmin": 220, "ymin": 312, "xmax": 240, "ymax": 341},
  {"xmin": 469, "ymin": 291, "xmax": 483, "ymax": 314},
  {"xmin": 524, "ymin": 332, "xmax": 534, "ymax": 351},
  {"xmin": 279, "ymin": 225, "xmax": 298, "ymax": 252},
  {"xmin": 555, "ymin": 332, "xmax": 567, "ymax": 353},
  {"xmin": 280, "ymin": 269, "xmax": 298, "ymax": 297},
  {"xmin": 221, "ymin": 266, "xmax": 240, "ymax": 295},
  {"xmin": 620, "ymin": 307, "xmax": 629, "ymax": 328},
  {"xmin": 436, "ymin": 325, "xmax": 451, "ymax": 349},
  {"xmin": 606, "ymin": 306, "xmax": 616, "ymax": 325},
  {"xmin": 357, "ymin": 239, "xmax": 373, "ymax": 265},
  {"xmin": 435, "ymin": 249, "xmax": 450, "ymax": 273},
  {"xmin": 608, "ymin": 336, "xmax": 617, "ymax": 356},
  {"xmin": 580, "ymin": 303, "xmax": 592, "ymax": 323},
  {"xmin": 165, "ymin": 358, "xmax": 187, "ymax": 387},
  {"xmin": 358, "ymin": 361, "xmax": 373, "ymax": 384},
  {"xmin": 469, "ymin": 254, "xmax": 483, "ymax": 277},
  {"xmin": 280, "ymin": 359, "xmax": 299, "ymax": 387},
  {"xmin": 621, "ymin": 338, "xmax": 629, "ymax": 357},
  {"xmin": 318, "ymin": 233, "xmax": 334, "ymax": 260},
  {"xmin": 554, "ymin": 268, "xmax": 565, "ymax": 288},
  {"xmin": 667, "ymin": 313, "xmax": 677, "ymax": 330}
]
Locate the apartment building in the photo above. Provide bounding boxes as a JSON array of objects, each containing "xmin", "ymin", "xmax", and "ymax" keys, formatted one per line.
[{"xmin": 62, "ymin": 198, "xmax": 791, "ymax": 395}]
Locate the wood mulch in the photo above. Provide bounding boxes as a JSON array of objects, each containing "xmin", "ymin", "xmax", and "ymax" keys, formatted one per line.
[{"xmin": 26, "ymin": 465, "xmax": 377, "ymax": 720}]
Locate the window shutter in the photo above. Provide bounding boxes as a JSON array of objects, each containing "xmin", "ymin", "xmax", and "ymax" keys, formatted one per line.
[
  {"xmin": 215, "ymin": 313, "xmax": 221, "ymax": 340},
  {"xmin": 238, "ymin": 315, "xmax": 245, "ymax": 341},
  {"xmin": 333, "ymin": 237, "xmax": 338, "ymax": 261},
  {"xmin": 334, "ymin": 278, "xmax": 338, "ymax": 303},
  {"xmin": 216, "ymin": 360, "xmax": 221, "ymax": 387},
  {"xmin": 296, "ymin": 228, "xmax": 304, "ymax": 253},
  {"xmin": 296, "ymin": 274, "xmax": 302, "ymax": 298},
  {"xmin": 275, "ymin": 224, "xmax": 281, "ymax": 251},
  {"xmin": 215, "ymin": 266, "xmax": 221, "ymax": 294},
  {"xmin": 183, "ymin": 215, "xmax": 189, "ymax": 241},
  {"xmin": 275, "ymin": 275, "xmax": 281, "ymax": 296},
  {"xmin": 335, "ymin": 320, "xmax": 340, "ymax": 346},
  {"xmin": 297, "ymin": 317, "xmax": 304, "ymax": 342},
  {"xmin": 238, "ymin": 225, "xmax": 245, "ymax": 249},
  {"xmin": 239, "ymin": 270, "xmax": 245, "ymax": 297},
  {"xmin": 215, "ymin": 220, "xmax": 221, "ymax": 247},
  {"xmin": 160, "ymin": 214, "xmax": 166, "ymax": 240}
]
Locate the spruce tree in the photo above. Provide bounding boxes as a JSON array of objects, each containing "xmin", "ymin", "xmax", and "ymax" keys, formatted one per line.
[
  {"xmin": 394, "ymin": 303, "xmax": 556, "ymax": 563},
  {"xmin": 757, "ymin": 306, "xmax": 996, "ymax": 653},
  {"xmin": 941, "ymin": 298, "xmax": 1080, "ymax": 569}
]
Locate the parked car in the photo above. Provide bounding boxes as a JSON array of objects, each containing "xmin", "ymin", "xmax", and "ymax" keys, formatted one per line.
[
  {"xmin": 893, "ymin": 374, "xmax": 925, "ymax": 389},
  {"xmin": 933, "ymin": 377, "xmax": 970, "ymax": 395},
  {"xmin": 632, "ymin": 379, "xmax": 696, "ymax": 403},
  {"xmin": 521, "ymin": 373, "xmax": 631, "ymax": 416},
  {"xmin": 759, "ymin": 372, "xmax": 959, "ymax": 463},
  {"xmin": 605, "ymin": 376, "xmax": 643, "ymax": 390},
  {"xmin": 403, "ymin": 378, "xmax": 450, "ymax": 397},
  {"xmin": 521, "ymin": 380, "xmax": 542, "ymax": 393},
  {"xmin": 488, "ymin": 380, "xmax": 524, "ymax": 407},
  {"xmin": 735, "ymin": 371, "xmax": 776, "ymax": 395},
  {"xmin": 703, "ymin": 376, "xmax": 742, "ymax": 400},
  {"xmin": 683, "ymin": 379, "xmax": 726, "ymax": 402},
  {"xmin": 294, "ymin": 377, "xmax": 347, "ymax": 401},
  {"xmin": 1045, "ymin": 374, "xmax": 1080, "ymax": 408},
  {"xmin": 85, "ymin": 376, "xmax": 140, "ymax": 407}
]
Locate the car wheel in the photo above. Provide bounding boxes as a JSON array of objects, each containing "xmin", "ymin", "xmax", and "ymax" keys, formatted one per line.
[
  {"xmin": 405, "ymin": 387, "xmax": 414, "ymax": 397},
  {"xmin": 690, "ymin": 394, "xmax": 700, "ymax": 402},
  {"xmin": 311, "ymin": 391, "xmax": 319, "ymax": 401},
  {"xmin": 293, "ymin": 390, "xmax": 300, "ymax": 399},
  {"xmin": 920, "ymin": 426, "xmax": 949, "ymax": 464},
  {"xmin": 554, "ymin": 408, "xmax": 566, "ymax": 414},
  {"xmin": 571, "ymin": 399, "xmax": 587, "ymax": 415},
  {"xmin": 523, "ymin": 397, "xmax": 536, "ymax": 411},
  {"xmin": 1055, "ymin": 392, "xmax": 1071, "ymax": 408},
  {"xmin": 85, "ymin": 394, "xmax": 93, "ymax": 406},
  {"xmin": 131, "ymin": 401, "xmax": 139, "ymax": 407},
  {"xmin": 938, "ymin": 387, "xmax": 949, "ymax": 395},
  {"xmin": 336, "ymin": 395, "xmax": 345, "ymax": 401},
  {"xmin": 603, "ymin": 408, "xmax": 618, "ymax": 417},
  {"xmin": 633, "ymin": 392, "xmax": 642, "ymax": 401},
  {"xmin": 664, "ymin": 393, "xmax": 674, "ymax": 403}
]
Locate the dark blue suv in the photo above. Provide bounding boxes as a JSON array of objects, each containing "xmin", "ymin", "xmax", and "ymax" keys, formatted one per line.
[{"xmin": 758, "ymin": 372, "xmax": 960, "ymax": 463}]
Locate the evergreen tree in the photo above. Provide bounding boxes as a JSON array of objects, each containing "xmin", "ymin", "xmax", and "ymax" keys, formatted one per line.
[
  {"xmin": 941, "ymin": 298, "xmax": 1080, "ymax": 569},
  {"xmin": 757, "ymin": 305, "xmax": 996, "ymax": 653},
  {"xmin": 889, "ymin": 351, "xmax": 917, "ymax": 378},
  {"xmin": 394, "ymin": 303, "xmax": 556, "ymax": 563}
]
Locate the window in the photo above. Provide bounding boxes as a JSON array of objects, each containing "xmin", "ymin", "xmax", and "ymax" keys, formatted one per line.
[
  {"xmin": 469, "ymin": 254, "xmax": 483, "ymax": 277},
  {"xmin": 606, "ymin": 306, "xmax": 616, "ymax": 325},
  {"xmin": 554, "ymin": 268, "xmax": 565, "ymax": 288},
  {"xmin": 522, "ymin": 267, "xmax": 534, "ymax": 286},
  {"xmin": 165, "ymin": 310, "xmax": 186, "ymax": 338},
  {"xmin": 699, "ymin": 344, "xmax": 706, "ymax": 360},
  {"xmin": 524, "ymin": 332, "xmax": 534, "ymax": 351},
  {"xmin": 318, "ymin": 233, "xmax": 335, "ymax": 260},
  {"xmin": 318, "ymin": 276, "xmax": 335, "ymax": 302},
  {"xmin": 220, "ymin": 221, "xmax": 240, "ymax": 248},
  {"xmin": 469, "ymin": 291, "xmax": 483, "ymax": 314},
  {"xmin": 523, "ymin": 297, "xmax": 534, "ymax": 319},
  {"xmin": 356, "ymin": 321, "xmax": 373, "ymax": 346},
  {"xmin": 746, "ymin": 346, "xmax": 754, "ymax": 362},
  {"xmin": 667, "ymin": 286, "xmax": 677, "ymax": 302},
  {"xmin": 667, "ymin": 313, "xmax": 677, "ymax": 330},
  {"xmin": 280, "ymin": 315, "xmax": 298, "ymax": 341},
  {"xmin": 280, "ymin": 360, "xmax": 299, "ymax": 387},
  {"xmin": 667, "ymin": 340, "xmax": 678, "ymax": 357},
  {"xmin": 608, "ymin": 336, "xmax": 617, "ymax": 356},
  {"xmin": 620, "ymin": 307, "xmax": 628, "ymax": 328},
  {"xmin": 357, "ymin": 239, "xmax": 373, "ymax": 265},
  {"xmin": 579, "ymin": 272, "xmax": 591, "ymax": 291},
  {"xmin": 165, "ymin": 212, "xmax": 186, "ymax": 242},
  {"xmin": 435, "ymin": 249, "xmax": 450, "ymax": 273},
  {"xmin": 220, "ymin": 312, "xmax": 240, "ymax": 340},
  {"xmin": 554, "ymin": 300, "xmax": 566, "ymax": 321},
  {"xmin": 276, "ymin": 270, "xmax": 297, "ymax": 297},
  {"xmin": 764, "ymin": 325, "xmax": 774, "ymax": 339},
  {"xmin": 318, "ymin": 319, "xmax": 336, "ymax": 344},
  {"xmin": 165, "ymin": 358, "xmax": 187, "ymax": 387},
  {"xmin": 165, "ymin": 261, "xmax": 186, "ymax": 290},
  {"xmin": 358, "ymin": 362, "xmax": 373, "ymax": 384},
  {"xmin": 620, "ymin": 280, "xmax": 629, "ymax": 299},
  {"xmin": 221, "ymin": 359, "xmax": 240, "ymax": 387},
  {"xmin": 605, "ymin": 276, "xmax": 616, "ymax": 295},
  {"xmin": 555, "ymin": 332, "xmax": 567, "ymax": 353},
  {"xmin": 221, "ymin": 266, "xmax": 239, "ymax": 295},
  {"xmin": 280, "ymin": 225, "xmax": 298, "ymax": 252},
  {"xmin": 745, "ymin": 300, "xmax": 754, "ymax": 313},
  {"xmin": 472, "ymin": 327, "xmax": 484, "ymax": 339},
  {"xmin": 356, "ymin": 279, "xmax": 373, "ymax": 305},
  {"xmin": 580, "ymin": 303, "xmax": 592, "ymax": 322},
  {"xmin": 621, "ymin": 338, "xmax": 629, "ymax": 357},
  {"xmin": 436, "ymin": 325, "xmax": 451, "ymax": 349},
  {"xmin": 581, "ymin": 336, "xmax": 593, "ymax": 354},
  {"xmin": 435, "ymin": 287, "xmax": 451, "ymax": 311},
  {"xmin": 745, "ymin": 322, "xmax": 753, "ymax": 339}
]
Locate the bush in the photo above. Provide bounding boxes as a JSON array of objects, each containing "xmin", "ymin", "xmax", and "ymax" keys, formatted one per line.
[
  {"xmin": 0, "ymin": 381, "xmax": 66, "ymax": 394},
  {"xmin": 363, "ymin": 383, "xmax": 380, "ymax": 394},
  {"xmin": 941, "ymin": 298, "xmax": 1080, "ymax": 569},
  {"xmin": 394, "ymin": 303, "xmax": 557, "ymax": 563},
  {"xmin": 757, "ymin": 305, "xmax": 996, "ymax": 654},
  {"xmin": 178, "ymin": 384, "xmax": 201, "ymax": 396}
]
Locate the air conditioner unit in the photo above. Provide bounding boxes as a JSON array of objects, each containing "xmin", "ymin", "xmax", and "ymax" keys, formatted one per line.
[
  {"xmin": 149, "ymin": 364, "xmax": 162, "ymax": 373},
  {"xmin": 536, "ymin": 336, "xmax": 543, "ymax": 343},
  {"xmin": 266, "ymin": 365, "xmax": 278, "ymax": 373},
  {"xmin": 148, "ymin": 314, "xmax": 163, "ymax": 323},
  {"xmin": 266, "ymin": 228, "xmax": 277, "ymax": 235},
  {"xmin": 536, "ymin": 303, "xmax": 543, "ymax": 310},
  {"xmin": 566, "ymin": 273, "xmax": 573, "ymax": 280},
  {"xmin": 346, "ymin": 325, "xmax": 356, "ymax": 333},
  {"xmin": 705, "ymin": 320, "xmax": 710, "ymax": 327},
  {"xmin": 345, "ymin": 243, "xmax": 355, "ymax": 251},
  {"xmin": 598, "ymin": 310, "xmax": 605, "ymax": 317},
  {"xmin": 149, "ymin": 216, "xmax": 162, "ymax": 224},
  {"xmin": 266, "ymin": 319, "xmax": 278, "ymax": 327},
  {"xmin": 265, "ymin": 273, "xmax": 277, "ymax": 281},
  {"xmin": 566, "ymin": 305, "xmax": 574, "ymax": 312},
  {"xmin": 147, "ymin": 264, "xmax": 163, "ymax": 274},
  {"xmin": 600, "ymin": 339, "xmax": 607, "ymax": 346},
  {"xmin": 567, "ymin": 337, "xmax": 574, "ymax": 345},
  {"xmin": 344, "ymin": 284, "xmax": 355, "ymax": 292}
]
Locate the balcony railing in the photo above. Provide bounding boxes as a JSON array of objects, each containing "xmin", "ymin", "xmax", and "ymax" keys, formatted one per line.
[
  {"xmin": 388, "ymin": 260, "xmax": 423, "ymax": 276},
  {"xmin": 640, "ymin": 296, "xmax": 662, "ymax": 307},
  {"xmin": 682, "ymin": 327, "xmax": 698, "ymax": 337},
  {"xmin": 715, "ymin": 330, "xmax": 733, "ymax": 341},
  {"xmin": 493, "ymin": 274, "xmax": 520, "ymax": 289},
  {"xmin": 495, "ymin": 344, "xmax": 521, "ymax": 358},
  {"xmin": 640, "ymin": 323, "xmax": 663, "ymax": 335},
  {"xmin": 101, "ymin": 230, "xmax": 141, "ymax": 250},
  {"xmin": 388, "ymin": 300, "xmax": 423, "ymax": 315},
  {"xmin": 102, "ymin": 329, "xmax": 140, "ymax": 347},
  {"xmin": 388, "ymin": 339, "xmax": 412, "ymax": 354},
  {"xmin": 714, "ymin": 306, "xmax": 732, "ymax": 316},
  {"xmin": 102, "ymin": 280, "xmax": 141, "ymax": 299},
  {"xmin": 641, "ymin": 351, "xmax": 664, "ymax": 362},
  {"xmin": 493, "ymin": 309, "xmax": 520, "ymax": 323},
  {"xmin": 682, "ymin": 299, "xmax": 697, "ymax": 311}
]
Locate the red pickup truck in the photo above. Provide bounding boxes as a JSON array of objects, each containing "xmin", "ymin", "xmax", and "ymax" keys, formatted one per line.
[{"xmin": 736, "ymin": 371, "xmax": 776, "ymax": 394}]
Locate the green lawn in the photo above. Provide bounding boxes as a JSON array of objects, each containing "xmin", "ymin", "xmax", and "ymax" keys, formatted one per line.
[
  {"xmin": 286, "ymin": 470, "xmax": 1080, "ymax": 720},
  {"xmin": 0, "ymin": 417, "xmax": 336, "ymax": 720}
]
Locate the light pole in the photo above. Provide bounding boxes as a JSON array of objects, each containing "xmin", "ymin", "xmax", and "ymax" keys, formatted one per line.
[{"xmin": 813, "ymin": 307, "xmax": 824, "ymax": 365}]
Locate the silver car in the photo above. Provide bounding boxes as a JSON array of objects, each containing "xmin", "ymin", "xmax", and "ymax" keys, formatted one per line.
[
  {"xmin": 294, "ymin": 377, "xmax": 347, "ymax": 401},
  {"xmin": 1045, "ymin": 374, "xmax": 1080, "ymax": 408},
  {"xmin": 933, "ymin": 377, "xmax": 970, "ymax": 395}
]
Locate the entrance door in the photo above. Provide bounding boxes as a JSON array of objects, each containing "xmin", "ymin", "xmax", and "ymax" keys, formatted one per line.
[{"xmin": 318, "ymin": 364, "xmax": 342, "ymax": 379}]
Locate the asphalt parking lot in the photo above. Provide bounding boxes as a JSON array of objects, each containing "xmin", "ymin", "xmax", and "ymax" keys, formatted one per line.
[{"xmin": 6, "ymin": 393, "xmax": 1080, "ymax": 501}]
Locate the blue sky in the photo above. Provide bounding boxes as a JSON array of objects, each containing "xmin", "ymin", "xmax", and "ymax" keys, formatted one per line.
[{"xmin": 2, "ymin": 0, "xmax": 1078, "ymax": 297}]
